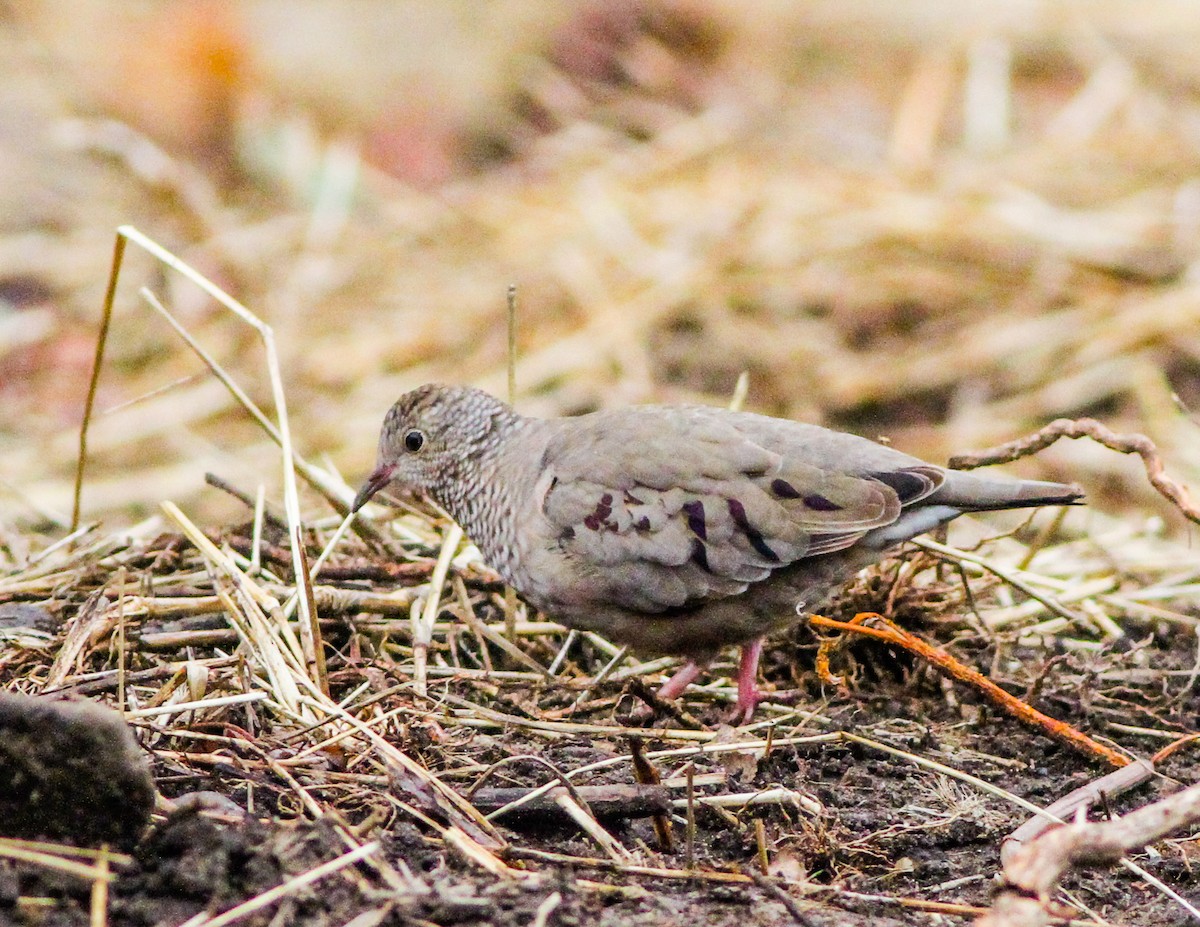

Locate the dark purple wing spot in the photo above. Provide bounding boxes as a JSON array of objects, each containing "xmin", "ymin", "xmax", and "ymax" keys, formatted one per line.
[
  {"xmin": 682, "ymin": 500, "xmax": 707, "ymax": 540},
  {"xmin": 690, "ymin": 538, "xmax": 713, "ymax": 573},
  {"xmin": 727, "ymin": 498, "xmax": 780, "ymax": 563},
  {"xmin": 803, "ymin": 493, "xmax": 843, "ymax": 512},
  {"xmin": 771, "ymin": 479, "xmax": 802, "ymax": 499},
  {"xmin": 871, "ymin": 469, "xmax": 932, "ymax": 503},
  {"xmin": 584, "ymin": 493, "xmax": 614, "ymax": 531},
  {"xmin": 636, "ymin": 516, "xmax": 651, "ymax": 532}
]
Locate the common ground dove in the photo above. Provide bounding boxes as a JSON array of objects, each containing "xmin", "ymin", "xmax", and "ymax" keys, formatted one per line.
[{"xmin": 354, "ymin": 385, "xmax": 1082, "ymax": 720}]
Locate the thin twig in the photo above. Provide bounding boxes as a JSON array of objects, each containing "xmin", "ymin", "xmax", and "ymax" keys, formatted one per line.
[
  {"xmin": 685, "ymin": 762, "xmax": 697, "ymax": 870},
  {"xmin": 982, "ymin": 782, "xmax": 1200, "ymax": 927},
  {"xmin": 749, "ymin": 871, "xmax": 819, "ymax": 926},
  {"xmin": 949, "ymin": 417, "xmax": 1198, "ymax": 525},
  {"xmin": 1002, "ymin": 759, "xmax": 1157, "ymax": 863},
  {"xmin": 629, "ymin": 737, "xmax": 673, "ymax": 851},
  {"xmin": 71, "ymin": 233, "xmax": 125, "ymax": 533}
]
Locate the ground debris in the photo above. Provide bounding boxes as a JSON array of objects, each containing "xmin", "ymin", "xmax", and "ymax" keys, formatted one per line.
[{"xmin": 0, "ymin": 505, "xmax": 1197, "ymax": 924}]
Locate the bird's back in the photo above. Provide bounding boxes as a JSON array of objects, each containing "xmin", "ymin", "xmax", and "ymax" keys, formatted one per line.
[{"xmin": 499, "ymin": 403, "xmax": 1080, "ymax": 655}]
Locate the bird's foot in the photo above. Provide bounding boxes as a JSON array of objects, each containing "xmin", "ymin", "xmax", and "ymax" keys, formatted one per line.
[
  {"xmin": 649, "ymin": 648, "xmax": 766, "ymax": 725},
  {"xmin": 656, "ymin": 660, "xmax": 704, "ymax": 701},
  {"xmin": 729, "ymin": 687, "xmax": 762, "ymax": 725},
  {"xmin": 623, "ymin": 661, "xmax": 705, "ymax": 726},
  {"xmin": 731, "ymin": 638, "xmax": 765, "ymax": 725}
]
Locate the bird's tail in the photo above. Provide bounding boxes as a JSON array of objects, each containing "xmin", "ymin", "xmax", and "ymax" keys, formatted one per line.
[{"xmin": 930, "ymin": 472, "xmax": 1084, "ymax": 512}]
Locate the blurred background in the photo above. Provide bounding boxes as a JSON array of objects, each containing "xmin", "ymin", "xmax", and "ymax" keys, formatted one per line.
[{"xmin": 1, "ymin": 0, "xmax": 1199, "ymax": 530}]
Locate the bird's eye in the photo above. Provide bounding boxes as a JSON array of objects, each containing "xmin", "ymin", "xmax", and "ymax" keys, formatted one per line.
[{"xmin": 403, "ymin": 429, "xmax": 425, "ymax": 452}]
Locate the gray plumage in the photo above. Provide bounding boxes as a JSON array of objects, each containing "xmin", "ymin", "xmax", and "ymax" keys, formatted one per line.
[{"xmin": 354, "ymin": 384, "xmax": 1082, "ymax": 716}]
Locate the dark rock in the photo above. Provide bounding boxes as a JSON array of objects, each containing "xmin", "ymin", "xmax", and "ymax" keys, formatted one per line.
[{"xmin": 0, "ymin": 693, "xmax": 154, "ymax": 849}]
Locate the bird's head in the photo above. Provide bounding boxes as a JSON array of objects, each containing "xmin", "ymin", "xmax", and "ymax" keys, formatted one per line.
[{"xmin": 352, "ymin": 384, "xmax": 516, "ymax": 512}]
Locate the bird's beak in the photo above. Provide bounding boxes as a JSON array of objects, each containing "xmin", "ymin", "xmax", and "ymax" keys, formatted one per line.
[{"xmin": 352, "ymin": 464, "xmax": 396, "ymax": 512}]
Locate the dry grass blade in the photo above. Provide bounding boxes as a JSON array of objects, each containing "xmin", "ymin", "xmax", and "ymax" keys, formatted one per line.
[
  {"xmin": 911, "ymin": 537, "xmax": 1086, "ymax": 626},
  {"xmin": 73, "ymin": 226, "xmax": 326, "ymax": 694},
  {"xmin": 531, "ymin": 891, "xmax": 562, "ymax": 927},
  {"xmin": 0, "ymin": 840, "xmax": 122, "ymax": 882},
  {"xmin": 46, "ymin": 587, "xmax": 114, "ymax": 688},
  {"xmin": 414, "ymin": 523, "xmax": 463, "ymax": 696},
  {"xmin": 441, "ymin": 827, "xmax": 529, "ymax": 880},
  {"xmin": 504, "ymin": 846, "xmax": 753, "ymax": 884},
  {"xmin": 471, "ymin": 784, "xmax": 670, "ymax": 821},
  {"xmin": 448, "ymin": 596, "xmax": 555, "ymax": 677},
  {"xmin": 89, "ymin": 846, "xmax": 109, "ymax": 927},
  {"xmin": 840, "ymin": 733, "xmax": 1197, "ymax": 922},
  {"xmin": 674, "ymin": 787, "xmax": 822, "ymax": 815},
  {"xmin": 471, "ymin": 754, "xmax": 600, "ymax": 823},
  {"xmin": 144, "ymin": 292, "xmax": 387, "ymax": 550},
  {"xmin": 71, "ymin": 232, "xmax": 125, "ymax": 533},
  {"xmin": 123, "ymin": 692, "xmax": 266, "ymax": 719},
  {"xmin": 304, "ymin": 695, "xmax": 506, "ymax": 850},
  {"xmin": 554, "ymin": 792, "xmax": 635, "ymax": 862},
  {"xmin": 162, "ymin": 501, "xmax": 308, "ymax": 716}
]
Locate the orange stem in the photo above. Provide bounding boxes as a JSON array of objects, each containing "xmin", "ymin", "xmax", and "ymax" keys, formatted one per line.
[{"xmin": 810, "ymin": 613, "xmax": 1130, "ymax": 769}]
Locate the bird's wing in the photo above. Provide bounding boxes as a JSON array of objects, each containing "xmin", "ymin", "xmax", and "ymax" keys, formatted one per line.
[{"xmin": 538, "ymin": 406, "xmax": 942, "ymax": 614}]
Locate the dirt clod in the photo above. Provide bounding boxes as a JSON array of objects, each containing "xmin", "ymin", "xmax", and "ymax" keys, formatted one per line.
[{"xmin": 0, "ymin": 693, "xmax": 154, "ymax": 849}]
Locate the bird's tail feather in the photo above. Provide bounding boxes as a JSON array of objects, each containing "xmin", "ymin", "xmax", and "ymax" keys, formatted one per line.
[{"xmin": 931, "ymin": 473, "xmax": 1084, "ymax": 512}]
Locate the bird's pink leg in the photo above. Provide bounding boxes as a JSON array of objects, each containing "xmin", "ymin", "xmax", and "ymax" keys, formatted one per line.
[
  {"xmin": 656, "ymin": 660, "xmax": 704, "ymax": 701},
  {"xmin": 733, "ymin": 637, "xmax": 765, "ymax": 723}
]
